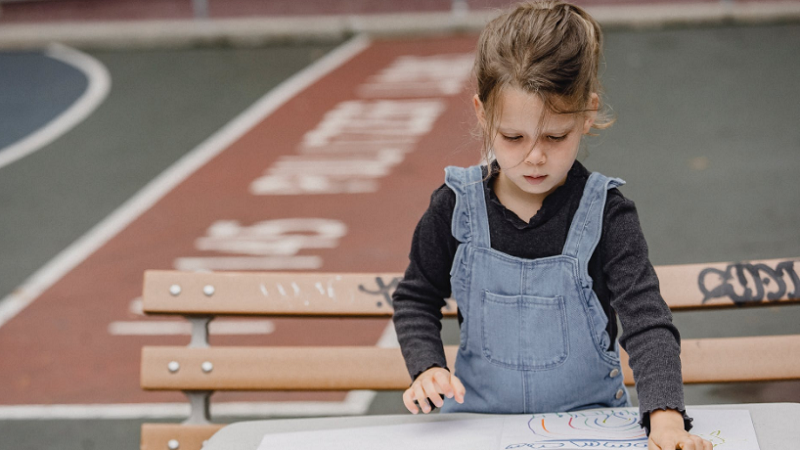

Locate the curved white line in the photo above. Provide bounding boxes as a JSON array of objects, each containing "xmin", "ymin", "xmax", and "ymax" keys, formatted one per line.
[
  {"xmin": 0, "ymin": 43, "xmax": 111, "ymax": 170},
  {"xmin": 0, "ymin": 392, "xmax": 375, "ymax": 419}
]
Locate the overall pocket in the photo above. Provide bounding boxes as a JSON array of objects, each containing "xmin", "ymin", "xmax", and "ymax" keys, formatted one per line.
[{"xmin": 481, "ymin": 291, "xmax": 568, "ymax": 370}]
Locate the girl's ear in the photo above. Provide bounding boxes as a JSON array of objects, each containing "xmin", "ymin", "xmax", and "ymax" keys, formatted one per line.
[
  {"xmin": 582, "ymin": 93, "xmax": 599, "ymax": 134},
  {"xmin": 473, "ymin": 94, "xmax": 487, "ymax": 128}
]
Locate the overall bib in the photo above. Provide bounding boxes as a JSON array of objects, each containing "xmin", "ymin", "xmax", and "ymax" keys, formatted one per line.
[{"xmin": 440, "ymin": 164, "xmax": 631, "ymax": 414}]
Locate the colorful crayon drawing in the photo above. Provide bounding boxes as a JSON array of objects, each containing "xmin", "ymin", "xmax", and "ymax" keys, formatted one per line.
[{"xmin": 503, "ymin": 409, "xmax": 648, "ymax": 449}]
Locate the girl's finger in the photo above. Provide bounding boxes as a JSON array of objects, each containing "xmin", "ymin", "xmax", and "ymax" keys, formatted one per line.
[
  {"xmin": 690, "ymin": 436, "xmax": 706, "ymax": 450},
  {"xmin": 413, "ymin": 383, "xmax": 430, "ymax": 413},
  {"xmin": 422, "ymin": 378, "xmax": 444, "ymax": 408},
  {"xmin": 677, "ymin": 438, "xmax": 695, "ymax": 450},
  {"xmin": 432, "ymin": 370, "xmax": 455, "ymax": 398},
  {"xmin": 450, "ymin": 375, "xmax": 466, "ymax": 403},
  {"xmin": 660, "ymin": 439, "xmax": 677, "ymax": 450},
  {"xmin": 402, "ymin": 388, "xmax": 419, "ymax": 414}
]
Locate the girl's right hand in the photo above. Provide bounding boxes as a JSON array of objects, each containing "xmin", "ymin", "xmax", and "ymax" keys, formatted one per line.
[{"xmin": 402, "ymin": 367, "xmax": 466, "ymax": 414}]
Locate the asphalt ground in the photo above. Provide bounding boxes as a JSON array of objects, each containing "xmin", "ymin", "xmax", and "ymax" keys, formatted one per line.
[{"xmin": 1, "ymin": 22, "xmax": 799, "ymax": 450}]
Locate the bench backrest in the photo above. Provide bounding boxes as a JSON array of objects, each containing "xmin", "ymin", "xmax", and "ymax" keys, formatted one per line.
[{"xmin": 140, "ymin": 257, "xmax": 800, "ymax": 450}]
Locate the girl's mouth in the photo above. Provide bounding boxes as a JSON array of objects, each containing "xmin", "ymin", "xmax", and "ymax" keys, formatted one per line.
[{"xmin": 524, "ymin": 175, "xmax": 547, "ymax": 185}]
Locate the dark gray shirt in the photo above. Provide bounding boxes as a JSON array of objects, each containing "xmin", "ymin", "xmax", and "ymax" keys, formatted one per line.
[{"xmin": 391, "ymin": 160, "xmax": 688, "ymax": 430}]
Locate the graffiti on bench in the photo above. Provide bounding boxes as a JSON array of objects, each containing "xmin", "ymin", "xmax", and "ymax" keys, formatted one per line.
[
  {"xmin": 357, "ymin": 276, "xmax": 402, "ymax": 308},
  {"xmin": 698, "ymin": 260, "xmax": 800, "ymax": 305},
  {"xmin": 357, "ymin": 276, "xmax": 454, "ymax": 310}
]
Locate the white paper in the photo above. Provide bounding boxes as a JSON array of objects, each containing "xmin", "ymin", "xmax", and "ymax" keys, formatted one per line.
[
  {"xmin": 256, "ymin": 408, "xmax": 760, "ymax": 450},
  {"xmin": 256, "ymin": 418, "xmax": 505, "ymax": 450}
]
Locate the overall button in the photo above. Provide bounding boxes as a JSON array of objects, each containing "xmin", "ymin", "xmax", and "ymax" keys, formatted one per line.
[
  {"xmin": 609, "ymin": 368, "xmax": 620, "ymax": 378},
  {"xmin": 615, "ymin": 389, "xmax": 625, "ymax": 400}
]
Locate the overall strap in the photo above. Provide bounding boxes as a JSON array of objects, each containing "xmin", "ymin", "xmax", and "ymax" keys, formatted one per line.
[
  {"xmin": 444, "ymin": 165, "xmax": 491, "ymax": 248},
  {"xmin": 562, "ymin": 172, "xmax": 626, "ymax": 286}
]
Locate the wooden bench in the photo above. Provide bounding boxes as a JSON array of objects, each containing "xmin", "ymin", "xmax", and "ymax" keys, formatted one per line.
[{"xmin": 139, "ymin": 257, "xmax": 800, "ymax": 450}]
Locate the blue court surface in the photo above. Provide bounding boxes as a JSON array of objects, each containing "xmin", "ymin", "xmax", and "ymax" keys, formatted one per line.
[{"xmin": 0, "ymin": 51, "xmax": 87, "ymax": 149}]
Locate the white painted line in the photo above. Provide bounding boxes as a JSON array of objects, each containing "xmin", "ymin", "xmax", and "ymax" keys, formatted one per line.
[
  {"xmin": 0, "ymin": 43, "xmax": 111, "ymax": 170},
  {"xmin": 377, "ymin": 319, "xmax": 400, "ymax": 349},
  {"xmin": 0, "ymin": 34, "xmax": 371, "ymax": 331},
  {"xmin": 0, "ymin": 392, "xmax": 374, "ymax": 420},
  {"xmin": 107, "ymin": 319, "xmax": 276, "ymax": 336},
  {"xmin": 173, "ymin": 256, "xmax": 322, "ymax": 271}
]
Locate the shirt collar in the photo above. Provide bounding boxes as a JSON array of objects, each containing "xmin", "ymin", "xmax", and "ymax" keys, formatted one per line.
[{"xmin": 483, "ymin": 160, "xmax": 589, "ymax": 229}]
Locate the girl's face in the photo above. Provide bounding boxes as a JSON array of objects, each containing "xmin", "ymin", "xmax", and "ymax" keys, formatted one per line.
[{"xmin": 474, "ymin": 87, "xmax": 597, "ymax": 204}]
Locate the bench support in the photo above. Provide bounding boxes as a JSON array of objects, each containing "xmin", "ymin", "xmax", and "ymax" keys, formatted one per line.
[
  {"xmin": 183, "ymin": 390, "xmax": 213, "ymax": 425},
  {"xmin": 188, "ymin": 316, "xmax": 211, "ymax": 348}
]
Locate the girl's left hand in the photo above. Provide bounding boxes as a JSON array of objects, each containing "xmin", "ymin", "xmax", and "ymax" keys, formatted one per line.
[{"xmin": 647, "ymin": 409, "xmax": 712, "ymax": 450}]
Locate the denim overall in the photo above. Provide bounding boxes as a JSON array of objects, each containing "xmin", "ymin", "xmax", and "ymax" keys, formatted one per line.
[{"xmin": 440, "ymin": 164, "xmax": 631, "ymax": 414}]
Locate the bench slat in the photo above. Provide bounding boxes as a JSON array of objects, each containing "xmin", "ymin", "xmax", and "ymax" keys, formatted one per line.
[
  {"xmin": 143, "ymin": 270, "xmax": 458, "ymax": 317},
  {"xmin": 142, "ymin": 335, "xmax": 800, "ymax": 391},
  {"xmin": 143, "ymin": 257, "xmax": 800, "ymax": 316},
  {"xmin": 657, "ymin": 257, "xmax": 800, "ymax": 310},
  {"xmin": 141, "ymin": 423, "xmax": 223, "ymax": 450},
  {"xmin": 141, "ymin": 346, "xmax": 459, "ymax": 390}
]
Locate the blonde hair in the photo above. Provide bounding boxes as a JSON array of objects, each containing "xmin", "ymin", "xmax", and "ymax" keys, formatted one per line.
[{"xmin": 474, "ymin": 1, "xmax": 613, "ymax": 163}]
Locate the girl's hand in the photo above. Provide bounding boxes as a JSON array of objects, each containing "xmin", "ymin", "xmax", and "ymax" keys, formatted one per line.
[
  {"xmin": 647, "ymin": 409, "xmax": 712, "ymax": 450},
  {"xmin": 402, "ymin": 367, "xmax": 465, "ymax": 414}
]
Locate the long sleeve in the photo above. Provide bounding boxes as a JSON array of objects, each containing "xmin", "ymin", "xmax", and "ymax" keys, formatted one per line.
[
  {"xmin": 392, "ymin": 185, "xmax": 459, "ymax": 381},
  {"xmin": 600, "ymin": 192, "xmax": 690, "ymax": 431}
]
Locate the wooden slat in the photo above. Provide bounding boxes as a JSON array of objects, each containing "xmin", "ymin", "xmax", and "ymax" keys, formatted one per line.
[
  {"xmin": 678, "ymin": 334, "xmax": 800, "ymax": 383},
  {"xmin": 619, "ymin": 334, "xmax": 800, "ymax": 385},
  {"xmin": 655, "ymin": 257, "xmax": 800, "ymax": 310},
  {"xmin": 141, "ymin": 346, "xmax": 458, "ymax": 391},
  {"xmin": 143, "ymin": 257, "xmax": 800, "ymax": 316},
  {"xmin": 141, "ymin": 423, "xmax": 224, "ymax": 450},
  {"xmin": 143, "ymin": 270, "xmax": 458, "ymax": 317},
  {"xmin": 142, "ymin": 336, "xmax": 800, "ymax": 391}
]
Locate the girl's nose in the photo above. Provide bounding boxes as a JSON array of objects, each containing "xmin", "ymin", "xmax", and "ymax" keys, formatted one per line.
[{"xmin": 524, "ymin": 146, "xmax": 546, "ymax": 166}]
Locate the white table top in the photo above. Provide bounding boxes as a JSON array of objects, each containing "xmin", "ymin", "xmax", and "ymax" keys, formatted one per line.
[{"xmin": 204, "ymin": 403, "xmax": 800, "ymax": 450}]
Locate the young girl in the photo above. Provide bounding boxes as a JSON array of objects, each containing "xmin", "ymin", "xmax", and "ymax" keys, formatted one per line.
[{"xmin": 391, "ymin": 2, "xmax": 712, "ymax": 450}]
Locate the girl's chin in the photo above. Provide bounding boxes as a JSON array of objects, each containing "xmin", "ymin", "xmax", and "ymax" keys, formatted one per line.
[{"xmin": 514, "ymin": 182, "xmax": 550, "ymax": 196}]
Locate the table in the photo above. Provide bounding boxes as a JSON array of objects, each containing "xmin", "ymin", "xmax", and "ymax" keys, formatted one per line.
[{"xmin": 204, "ymin": 403, "xmax": 799, "ymax": 449}]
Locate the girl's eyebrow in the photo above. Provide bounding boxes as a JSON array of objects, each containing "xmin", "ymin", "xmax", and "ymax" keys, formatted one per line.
[
  {"xmin": 542, "ymin": 128, "xmax": 572, "ymax": 135},
  {"xmin": 497, "ymin": 127, "xmax": 573, "ymax": 136},
  {"xmin": 542, "ymin": 120, "xmax": 577, "ymax": 134}
]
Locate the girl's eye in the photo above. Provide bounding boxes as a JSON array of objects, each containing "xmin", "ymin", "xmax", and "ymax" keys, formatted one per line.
[
  {"xmin": 502, "ymin": 135, "xmax": 522, "ymax": 142},
  {"xmin": 548, "ymin": 135, "xmax": 568, "ymax": 142}
]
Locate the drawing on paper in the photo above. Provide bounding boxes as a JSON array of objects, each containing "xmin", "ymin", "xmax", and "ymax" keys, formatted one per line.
[
  {"xmin": 701, "ymin": 430, "xmax": 727, "ymax": 448},
  {"xmin": 505, "ymin": 409, "xmax": 648, "ymax": 448},
  {"xmin": 500, "ymin": 409, "xmax": 747, "ymax": 449}
]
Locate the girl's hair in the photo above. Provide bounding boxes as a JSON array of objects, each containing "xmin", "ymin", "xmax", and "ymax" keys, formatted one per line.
[{"xmin": 474, "ymin": 0, "xmax": 613, "ymax": 163}]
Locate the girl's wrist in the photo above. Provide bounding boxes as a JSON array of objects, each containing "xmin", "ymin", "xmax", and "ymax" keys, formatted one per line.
[{"xmin": 649, "ymin": 409, "xmax": 685, "ymax": 430}]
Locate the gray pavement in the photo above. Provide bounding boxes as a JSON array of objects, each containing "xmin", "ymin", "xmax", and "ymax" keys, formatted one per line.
[{"xmin": 1, "ymin": 22, "xmax": 799, "ymax": 450}]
